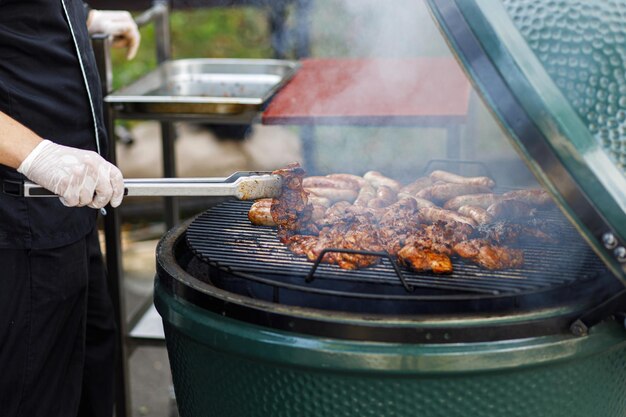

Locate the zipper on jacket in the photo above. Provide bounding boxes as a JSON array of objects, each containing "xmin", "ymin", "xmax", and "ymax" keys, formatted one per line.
[{"xmin": 60, "ymin": 0, "xmax": 101, "ymax": 155}]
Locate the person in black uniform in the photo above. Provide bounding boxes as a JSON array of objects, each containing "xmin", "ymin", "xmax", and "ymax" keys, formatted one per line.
[{"xmin": 0, "ymin": 1, "xmax": 139, "ymax": 416}]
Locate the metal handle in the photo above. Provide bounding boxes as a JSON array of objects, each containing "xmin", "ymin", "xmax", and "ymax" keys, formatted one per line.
[{"xmin": 5, "ymin": 172, "xmax": 281, "ymax": 201}]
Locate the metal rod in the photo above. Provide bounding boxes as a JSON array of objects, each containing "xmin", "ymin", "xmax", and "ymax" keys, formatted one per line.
[
  {"xmin": 20, "ymin": 174, "xmax": 282, "ymax": 199},
  {"xmin": 92, "ymin": 33, "xmax": 132, "ymax": 417},
  {"xmin": 305, "ymin": 248, "xmax": 414, "ymax": 292}
]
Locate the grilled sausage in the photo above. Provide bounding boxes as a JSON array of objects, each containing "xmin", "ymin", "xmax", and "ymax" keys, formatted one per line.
[
  {"xmin": 418, "ymin": 207, "xmax": 477, "ymax": 227},
  {"xmin": 429, "ymin": 170, "xmax": 495, "ymax": 188},
  {"xmin": 417, "ymin": 184, "xmax": 491, "ymax": 203},
  {"xmin": 353, "ymin": 183, "xmax": 376, "ymax": 207},
  {"xmin": 325, "ymin": 173, "xmax": 367, "ymax": 188},
  {"xmin": 303, "ymin": 176, "xmax": 360, "ymax": 191},
  {"xmin": 363, "ymin": 171, "xmax": 401, "ymax": 192},
  {"xmin": 487, "ymin": 200, "xmax": 537, "ymax": 220},
  {"xmin": 305, "ymin": 187, "xmax": 358, "ymax": 203},
  {"xmin": 308, "ymin": 195, "xmax": 332, "ymax": 207},
  {"xmin": 248, "ymin": 199, "xmax": 276, "ymax": 226},
  {"xmin": 397, "ymin": 193, "xmax": 437, "ymax": 209},
  {"xmin": 502, "ymin": 189, "xmax": 553, "ymax": 207},
  {"xmin": 443, "ymin": 193, "xmax": 503, "ymax": 211},
  {"xmin": 457, "ymin": 205, "xmax": 494, "ymax": 225},
  {"xmin": 400, "ymin": 177, "xmax": 433, "ymax": 195}
]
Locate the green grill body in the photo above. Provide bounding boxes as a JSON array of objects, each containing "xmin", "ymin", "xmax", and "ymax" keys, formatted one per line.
[{"xmin": 156, "ymin": 279, "xmax": 626, "ymax": 417}]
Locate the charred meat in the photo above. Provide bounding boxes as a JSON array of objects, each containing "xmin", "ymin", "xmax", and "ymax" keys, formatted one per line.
[{"xmin": 453, "ymin": 239, "xmax": 524, "ymax": 270}]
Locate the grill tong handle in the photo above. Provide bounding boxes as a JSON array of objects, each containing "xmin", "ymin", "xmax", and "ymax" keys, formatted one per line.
[{"xmin": 4, "ymin": 171, "xmax": 282, "ymax": 201}]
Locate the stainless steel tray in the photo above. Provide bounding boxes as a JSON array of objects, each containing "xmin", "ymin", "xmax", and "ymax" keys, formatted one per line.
[{"xmin": 106, "ymin": 58, "xmax": 300, "ymax": 122}]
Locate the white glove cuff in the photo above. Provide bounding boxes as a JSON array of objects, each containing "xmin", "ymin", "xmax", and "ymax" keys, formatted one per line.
[{"xmin": 17, "ymin": 139, "xmax": 53, "ymax": 175}]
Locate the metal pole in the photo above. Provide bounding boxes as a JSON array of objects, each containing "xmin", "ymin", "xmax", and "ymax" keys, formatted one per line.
[
  {"xmin": 149, "ymin": 0, "xmax": 179, "ymax": 228},
  {"xmin": 92, "ymin": 34, "xmax": 132, "ymax": 417}
]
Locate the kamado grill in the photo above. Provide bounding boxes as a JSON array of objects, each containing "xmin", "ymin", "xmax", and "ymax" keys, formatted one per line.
[{"xmin": 154, "ymin": 1, "xmax": 626, "ymax": 416}]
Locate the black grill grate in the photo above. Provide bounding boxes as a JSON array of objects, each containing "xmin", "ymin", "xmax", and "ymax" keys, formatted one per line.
[{"xmin": 186, "ymin": 200, "xmax": 610, "ymax": 300}]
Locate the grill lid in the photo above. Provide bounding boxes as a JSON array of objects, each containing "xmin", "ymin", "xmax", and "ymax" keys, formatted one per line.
[{"xmin": 426, "ymin": 0, "xmax": 626, "ymax": 284}]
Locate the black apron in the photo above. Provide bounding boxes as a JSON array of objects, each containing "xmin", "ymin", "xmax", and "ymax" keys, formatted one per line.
[{"xmin": 0, "ymin": 0, "xmax": 107, "ymax": 249}]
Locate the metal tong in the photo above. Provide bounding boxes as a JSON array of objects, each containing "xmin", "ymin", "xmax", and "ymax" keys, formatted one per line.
[{"xmin": 4, "ymin": 171, "xmax": 282, "ymax": 201}]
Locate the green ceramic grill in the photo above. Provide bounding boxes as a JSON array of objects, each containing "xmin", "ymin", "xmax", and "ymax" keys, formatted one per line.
[{"xmin": 155, "ymin": 1, "xmax": 626, "ymax": 416}]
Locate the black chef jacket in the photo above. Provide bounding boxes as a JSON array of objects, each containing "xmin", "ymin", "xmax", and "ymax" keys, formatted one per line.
[{"xmin": 0, "ymin": 0, "xmax": 107, "ymax": 249}]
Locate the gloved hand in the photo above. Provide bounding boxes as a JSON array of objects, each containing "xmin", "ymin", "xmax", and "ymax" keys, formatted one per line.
[
  {"xmin": 17, "ymin": 140, "xmax": 124, "ymax": 209},
  {"xmin": 87, "ymin": 10, "xmax": 141, "ymax": 60}
]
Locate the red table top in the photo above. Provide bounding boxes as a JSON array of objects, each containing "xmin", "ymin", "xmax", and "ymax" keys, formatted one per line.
[{"xmin": 263, "ymin": 58, "xmax": 471, "ymax": 126}]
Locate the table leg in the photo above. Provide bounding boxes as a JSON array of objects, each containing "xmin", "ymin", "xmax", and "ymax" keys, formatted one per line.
[
  {"xmin": 446, "ymin": 124, "xmax": 462, "ymax": 160},
  {"xmin": 161, "ymin": 121, "xmax": 179, "ymax": 229},
  {"xmin": 270, "ymin": 1, "xmax": 289, "ymax": 59},
  {"xmin": 295, "ymin": 0, "xmax": 313, "ymax": 58},
  {"xmin": 301, "ymin": 125, "xmax": 317, "ymax": 174}
]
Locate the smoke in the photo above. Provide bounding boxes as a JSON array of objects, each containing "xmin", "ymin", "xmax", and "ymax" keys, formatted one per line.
[
  {"xmin": 311, "ymin": 0, "xmax": 448, "ymax": 58},
  {"xmin": 296, "ymin": 0, "xmax": 533, "ymax": 186}
]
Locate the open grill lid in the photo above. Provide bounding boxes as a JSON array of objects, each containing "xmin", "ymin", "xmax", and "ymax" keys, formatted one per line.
[{"xmin": 426, "ymin": 0, "xmax": 626, "ymax": 285}]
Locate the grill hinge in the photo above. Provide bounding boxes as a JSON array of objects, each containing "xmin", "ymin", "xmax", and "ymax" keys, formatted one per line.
[{"xmin": 570, "ymin": 289, "xmax": 626, "ymax": 336}]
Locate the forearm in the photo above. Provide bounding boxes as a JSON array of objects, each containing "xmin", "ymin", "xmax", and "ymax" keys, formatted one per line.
[{"xmin": 0, "ymin": 111, "xmax": 42, "ymax": 169}]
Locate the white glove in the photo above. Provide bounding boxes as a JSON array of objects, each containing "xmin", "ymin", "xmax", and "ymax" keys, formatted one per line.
[
  {"xmin": 87, "ymin": 10, "xmax": 141, "ymax": 60},
  {"xmin": 17, "ymin": 140, "xmax": 124, "ymax": 209}
]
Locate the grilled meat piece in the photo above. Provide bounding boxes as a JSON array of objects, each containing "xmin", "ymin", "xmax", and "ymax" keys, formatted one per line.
[
  {"xmin": 321, "ymin": 201, "xmax": 352, "ymax": 225},
  {"xmin": 312, "ymin": 217, "xmax": 385, "ymax": 269},
  {"xmin": 248, "ymin": 199, "xmax": 276, "ymax": 226},
  {"xmin": 305, "ymin": 187, "xmax": 358, "ymax": 203},
  {"xmin": 417, "ymin": 183, "xmax": 492, "ymax": 204},
  {"xmin": 271, "ymin": 162, "xmax": 315, "ymax": 240},
  {"xmin": 454, "ymin": 239, "xmax": 524, "ymax": 270},
  {"xmin": 476, "ymin": 221, "xmax": 556, "ymax": 244},
  {"xmin": 404, "ymin": 222, "xmax": 473, "ymax": 256},
  {"xmin": 419, "ymin": 207, "xmax": 477, "ymax": 227},
  {"xmin": 325, "ymin": 173, "xmax": 367, "ymax": 188},
  {"xmin": 397, "ymin": 193, "xmax": 437, "ymax": 209},
  {"xmin": 367, "ymin": 185, "xmax": 398, "ymax": 208},
  {"xmin": 397, "ymin": 245, "xmax": 453, "ymax": 274},
  {"xmin": 353, "ymin": 183, "xmax": 376, "ymax": 207},
  {"xmin": 308, "ymin": 195, "xmax": 331, "ymax": 208},
  {"xmin": 443, "ymin": 193, "xmax": 503, "ymax": 211},
  {"xmin": 503, "ymin": 189, "xmax": 553, "ymax": 207},
  {"xmin": 285, "ymin": 234, "xmax": 319, "ymax": 256},
  {"xmin": 457, "ymin": 205, "xmax": 493, "ymax": 225},
  {"xmin": 376, "ymin": 198, "xmax": 421, "ymax": 254},
  {"xmin": 363, "ymin": 171, "xmax": 401, "ymax": 192},
  {"xmin": 400, "ymin": 177, "xmax": 433, "ymax": 195},
  {"xmin": 487, "ymin": 200, "xmax": 536, "ymax": 221},
  {"xmin": 303, "ymin": 176, "xmax": 361, "ymax": 190},
  {"xmin": 429, "ymin": 170, "xmax": 495, "ymax": 188}
]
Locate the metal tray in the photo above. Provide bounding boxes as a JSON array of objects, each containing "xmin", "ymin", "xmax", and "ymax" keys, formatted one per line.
[{"xmin": 106, "ymin": 58, "xmax": 300, "ymax": 122}]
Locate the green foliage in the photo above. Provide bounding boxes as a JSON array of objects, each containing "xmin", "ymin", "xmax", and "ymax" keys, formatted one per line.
[{"xmin": 111, "ymin": 8, "xmax": 273, "ymax": 90}]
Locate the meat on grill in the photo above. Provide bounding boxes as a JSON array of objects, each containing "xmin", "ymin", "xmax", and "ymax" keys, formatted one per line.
[
  {"xmin": 476, "ymin": 221, "xmax": 556, "ymax": 244},
  {"xmin": 430, "ymin": 170, "xmax": 496, "ymax": 188},
  {"xmin": 257, "ymin": 166, "xmax": 554, "ymax": 273},
  {"xmin": 457, "ymin": 205, "xmax": 493, "ymax": 225},
  {"xmin": 397, "ymin": 246, "xmax": 453, "ymax": 274},
  {"xmin": 400, "ymin": 177, "xmax": 433, "ymax": 195},
  {"xmin": 270, "ymin": 162, "xmax": 316, "ymax": 240},
  {"xmin": 417, "ymin": 183, "xmax": 492, "ymax": 204},
  {"xmin": 486, "ymin": 199, "xmax": 537, "ymax": 221},
  {"xmin": 443, "ymin": 193, "xmax": 503, "ymax": 211},
  {"xmin": 248, "ymin": 199, "xmax": 276, "ymax": 226},
  {"xmin": 453, "ymin": 239, "xmax": 524, "ymax": 270},
  {"xmin": 503, "ymin": 189, "xmax": 553, "ymax": 207},
  {"xmin": 418, "ymin": 207, "xmax": 477, "ymax": 228}
]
